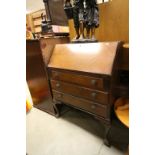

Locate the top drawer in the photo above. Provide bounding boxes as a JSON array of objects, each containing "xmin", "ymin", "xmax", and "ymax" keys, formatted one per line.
[{"xmin": 50, "ymin": 70, "xmax": 107, "ymax": 91}]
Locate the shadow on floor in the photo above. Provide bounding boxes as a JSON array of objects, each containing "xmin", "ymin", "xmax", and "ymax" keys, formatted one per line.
[
  {"xmin": 34, "ymin": 100, "xmax": 128, "ymax": 152},
  {"xmin": 60, "ymin": 105, "xmax": 129, "ymax": 152},
  {"xmin": 60, "ymin": 105, "xmax": 106, "ymax": 139}
]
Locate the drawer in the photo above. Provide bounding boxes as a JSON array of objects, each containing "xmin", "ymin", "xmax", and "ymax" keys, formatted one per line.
[
  {"xmin": 51, "ymin": 80, "xmax": 109, "ymax": 105},
  {"xmin": 50, "ymin": 70, "xmax": 106, "ymax": 90},
  {"xmin": 53, "ymin": 90, "xmax": 108, "ymax": 118}
]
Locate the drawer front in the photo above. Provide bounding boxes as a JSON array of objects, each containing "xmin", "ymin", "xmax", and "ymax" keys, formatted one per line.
[
  {"xmin": 50, "ymin": 70, "xmax": 105, "ymax": 90},
  {"xmin": 51, "ymin": 80, "xmax": 109, "ymax": 105},
  {"xmin": 53, "ymin": 90, "xmax": 108, "ymax": 118}
]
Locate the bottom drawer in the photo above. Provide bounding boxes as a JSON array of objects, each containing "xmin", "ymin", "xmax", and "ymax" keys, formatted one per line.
[{"xmin": 53, "ymin": 90, "xmax": 108, "ymax": 118}]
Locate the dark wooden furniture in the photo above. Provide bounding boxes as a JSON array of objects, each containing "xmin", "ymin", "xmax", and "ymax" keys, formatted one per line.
[
  {"xmin": 40, "ymin": 37, "xmax": 70, "ymax": 65},
  {"xmin": 26, "ymin": 39, "xmax": 55, "ymax": 115},
  {"xmin": 26, "ymin": 37, "xmax": 69, "ymax": 115},
  {"xmin": 114, "ymin": 43, "xmax": 129, "ymax": 98},
  {"xmin": 104, "ymin": 98, "xmax": 129, "ymax": 150},
  {"xmin": 47, "ymin": 42, "xmax": 122, "ymax": 124}
]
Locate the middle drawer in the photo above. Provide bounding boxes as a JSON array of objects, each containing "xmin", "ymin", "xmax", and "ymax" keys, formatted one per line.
[{"xmin": 51, "ymin": 80, "xmax": 109, "ymax": 105}]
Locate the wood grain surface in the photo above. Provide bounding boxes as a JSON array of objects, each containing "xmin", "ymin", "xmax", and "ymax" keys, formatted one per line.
[
  {"xmin": 53, "ymin": 90, "xmax": 108, "ymax": 118},
  {"xmin": 51, "ymin": 80, "xmax": 109, "ymax": 105},
  {"xmin": 40, "ymin": 37, "xmax": 70, "ymax": 65},
  {"xmin": 114, "ymin": 98, "xmax": 129, "ymax": 128},
  {"xmin": 50, "ymin": 70, "xmax": 105, "ymax": 90},
  {"xmin": 48, "ymin": 42, "xmax": 120, "ymax": 75}
]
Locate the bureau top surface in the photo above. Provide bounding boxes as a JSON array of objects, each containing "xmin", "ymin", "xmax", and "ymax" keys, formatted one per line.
[{"xmin": 48, "ymin": 42, "xmax": 120, "ymax": 75}]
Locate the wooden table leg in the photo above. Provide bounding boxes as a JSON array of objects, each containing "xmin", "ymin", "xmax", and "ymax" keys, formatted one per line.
[{"xmin": 104, "ymin": 124, "xmax": 111, "ymax": 147}]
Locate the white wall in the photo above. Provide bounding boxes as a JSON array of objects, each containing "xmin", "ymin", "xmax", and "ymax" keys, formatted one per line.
[{"xmin": 26, "ymin": 0, "xmax": 45, "ymax": 14}]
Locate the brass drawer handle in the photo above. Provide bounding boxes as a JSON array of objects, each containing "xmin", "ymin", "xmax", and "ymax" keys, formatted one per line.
[
  {"xmin": 91, "ymin": 104, "xmax": 96, "ymax": 109},
  {"xmin": 91, "ymin": 79, "xmax": 97, "ymax": 85},
  {"xmin": 91, "ymin": 92, "xmax": 97, "ymax": 98},
  {"xmin": 56, "ymin": 83, "xmax": 60, "ymax": 87}
]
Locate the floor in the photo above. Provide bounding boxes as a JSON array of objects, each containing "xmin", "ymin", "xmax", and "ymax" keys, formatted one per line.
[{"xmin": 26, "ymin": 107, "xmax": 125, "ymax": 155}]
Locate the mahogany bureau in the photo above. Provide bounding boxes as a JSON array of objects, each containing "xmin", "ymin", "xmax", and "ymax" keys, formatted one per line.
[{"xmin": 47, "ymin": 42, "xmax": 122, "ymax": 124}]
